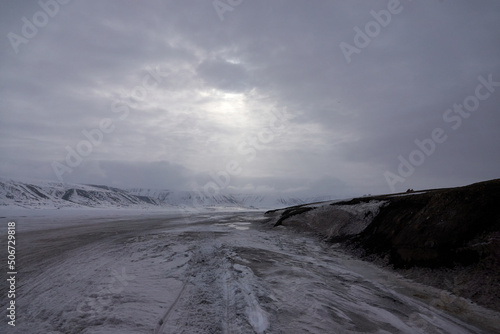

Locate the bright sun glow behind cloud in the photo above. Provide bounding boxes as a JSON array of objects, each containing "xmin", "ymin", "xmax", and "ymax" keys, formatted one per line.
[
  {"xmin": 2, "ymin": 1, "xmax": 499, "ymax": 196},
  {"xmin": 198, "ymin": 89, "xmax": 263, "ymax": 132}
]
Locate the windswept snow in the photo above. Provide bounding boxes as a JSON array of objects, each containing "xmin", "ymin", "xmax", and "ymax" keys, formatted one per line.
[{"xmin": 1, "ymin": 211, "xmax": 499, "ymax": 333}]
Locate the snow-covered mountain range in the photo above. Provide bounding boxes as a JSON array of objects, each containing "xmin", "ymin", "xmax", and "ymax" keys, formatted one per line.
[{"xmin": 0, "ymin": 178, "xmax": 334, "ymax": 210}]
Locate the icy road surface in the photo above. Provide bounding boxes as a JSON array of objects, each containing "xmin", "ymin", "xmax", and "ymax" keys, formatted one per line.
[{"xmin": 1, "ymin": 211, "xmax": 499, "ymax": 333}]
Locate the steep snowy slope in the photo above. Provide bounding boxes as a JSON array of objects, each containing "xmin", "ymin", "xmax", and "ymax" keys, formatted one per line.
[
  {"xmin": 0, "ymin": 178, "xmax": 158, "ymax": 209},
  {"xmin": 0, "ymin": 178, "xmax": 335, "ymax": 210}
]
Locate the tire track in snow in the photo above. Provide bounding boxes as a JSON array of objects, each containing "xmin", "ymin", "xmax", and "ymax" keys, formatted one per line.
[
  {"xmin": 151, "ymin": 231, "xmax": 236, "ymax": 333},
  {"xmin": 222, "ymin": 263, "xmax": 236, "ymax": 334},
  {"xmin": 9, "ymin": 211, "xmax": 499, "ymax": 333},
  {"xmin": 153, "ymin": 280, "xmax": 188, "ymax": 334}
]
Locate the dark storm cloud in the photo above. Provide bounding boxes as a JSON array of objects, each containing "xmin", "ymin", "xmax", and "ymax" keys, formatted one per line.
[{"xmin": 1, "ymin": 0, "xmax": 499, "ymax": 196}]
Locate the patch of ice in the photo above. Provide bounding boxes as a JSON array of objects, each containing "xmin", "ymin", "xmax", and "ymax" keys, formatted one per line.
[{"xmin": 215, "ymin": 222, "xmax": 252, "ymax": 230}]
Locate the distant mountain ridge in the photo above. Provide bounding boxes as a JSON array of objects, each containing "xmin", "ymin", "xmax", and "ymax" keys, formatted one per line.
[{"xmin": 0, "ymin": 178, "xmax": 334, "ymax": 209}]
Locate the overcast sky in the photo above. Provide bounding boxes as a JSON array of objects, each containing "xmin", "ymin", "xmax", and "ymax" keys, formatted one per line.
[{"xmin": 1, "ymin": 0, "xmax": 499, "ymax": 197}]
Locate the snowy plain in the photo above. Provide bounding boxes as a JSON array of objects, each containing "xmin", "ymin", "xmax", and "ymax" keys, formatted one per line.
[{"xmin": 0, "ymin": 208, "xmax": 499, "ymax": 333}]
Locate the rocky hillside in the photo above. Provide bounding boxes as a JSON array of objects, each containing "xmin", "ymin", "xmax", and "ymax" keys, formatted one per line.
[
  {"xmin": 0, "ymin": 179, "xmax": 160, "ymax": 209},
  {"xmin": 266, "ymin": 179, "xmax": 500, "ymax": 311},
  {"xmin": 0, "ymin": 178, "xmax": 333, "ymax": 209}
]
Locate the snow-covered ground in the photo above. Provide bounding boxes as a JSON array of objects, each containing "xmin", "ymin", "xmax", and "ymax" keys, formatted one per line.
[
  {"xmin": 0, "ymin": 211, "xmax": 498, "ymax": 333},
  {"xmin": 0, "ymin": 206, "xmax": 250, "ymax": 232}
]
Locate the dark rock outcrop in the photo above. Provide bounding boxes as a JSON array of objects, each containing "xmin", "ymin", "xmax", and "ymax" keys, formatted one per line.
[{"xmin": 355, "ymin": 179, "xmax": 500, "ymax": 268}]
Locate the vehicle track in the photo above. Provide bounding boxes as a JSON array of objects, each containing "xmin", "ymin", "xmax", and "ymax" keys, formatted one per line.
[
  {"xmin": 3, "ymin": 211, "xmax": 500, "ymax": 333},
  {"xmin": 153, "ymin": 280, "xmax": 188, "ymax": 334}
]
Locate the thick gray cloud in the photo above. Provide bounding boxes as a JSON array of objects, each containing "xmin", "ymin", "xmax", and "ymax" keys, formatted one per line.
[
  {"xmin": 1, "ymin": 0, "xmax": 499, "ymax": 197},
  {"xmin": 197, "ymin": 58, "xmax": 251, "ymax": 92}
]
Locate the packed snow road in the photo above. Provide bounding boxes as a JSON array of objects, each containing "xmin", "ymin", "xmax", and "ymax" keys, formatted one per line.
[{"xmin": 1, "ymin": 211, "xmax": 499, "ymax": 333}]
